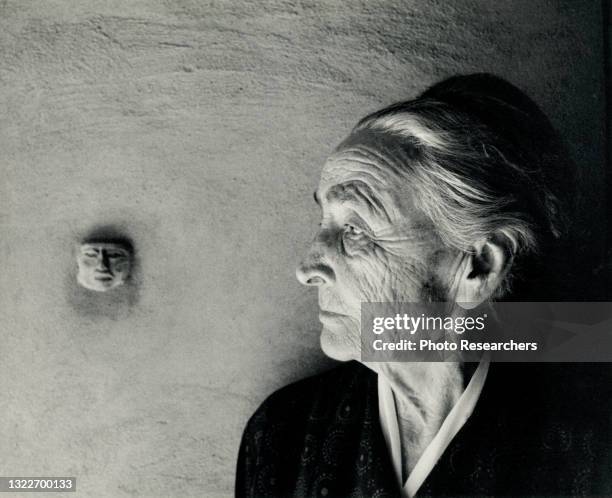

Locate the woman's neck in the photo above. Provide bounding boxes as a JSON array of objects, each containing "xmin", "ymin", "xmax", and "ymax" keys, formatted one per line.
[{"xmin": 377, "ymin": 362, "xmax": 465, "ymax": 481}]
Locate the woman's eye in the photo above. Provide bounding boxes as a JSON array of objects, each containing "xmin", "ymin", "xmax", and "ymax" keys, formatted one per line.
[
  {"xmin": 343, "ymin": 224, "xmax": 364, "ymax": 237},
  {"xmin": 341, "ymin": 224, "xmax": 370, "ymax": 255}
]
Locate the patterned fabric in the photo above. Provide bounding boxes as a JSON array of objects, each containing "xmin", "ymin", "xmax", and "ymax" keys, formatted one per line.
[{"xmin": 236, "ymin": 361, "xmax": 612, "ymax": 497}]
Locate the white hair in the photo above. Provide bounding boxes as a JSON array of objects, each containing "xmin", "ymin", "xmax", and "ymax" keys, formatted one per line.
[{"xmin": 352, "ymin": 82, "xmax": 570, "ymax": 298}]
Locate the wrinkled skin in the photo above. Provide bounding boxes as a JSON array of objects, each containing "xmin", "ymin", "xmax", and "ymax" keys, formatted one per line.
[
  {"xmin": 77, "ymin": 243, "xmax": 131, "ymax": 292},
  {"xmin": 296, "ymin": 129, "xmax": 471, "ymax": 478},
  {"xmin": 296, "ymin": 129, "xmax": 465, "ymax": 361}
]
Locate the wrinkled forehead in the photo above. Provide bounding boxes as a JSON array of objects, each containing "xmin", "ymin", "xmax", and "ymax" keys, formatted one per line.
[{"xmin": 320, "ymin": 128, "xmax": 416, "ymax": 197}]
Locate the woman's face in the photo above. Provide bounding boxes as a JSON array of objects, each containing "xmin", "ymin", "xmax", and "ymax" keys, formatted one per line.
[{"xmin": 296, "ymin": 130, "xmax": 460, "ymax": 361}]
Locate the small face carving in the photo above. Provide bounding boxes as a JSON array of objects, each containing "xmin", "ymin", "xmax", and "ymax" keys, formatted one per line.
[{"xmin": 76, "ymin": 242, "xmax": 131, "ymax": 292}]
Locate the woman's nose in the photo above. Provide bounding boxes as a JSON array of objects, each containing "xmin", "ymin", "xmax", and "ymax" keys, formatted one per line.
[{"xmin": 296, "ymin": 232, "xmax": 336, "ymax": 286}]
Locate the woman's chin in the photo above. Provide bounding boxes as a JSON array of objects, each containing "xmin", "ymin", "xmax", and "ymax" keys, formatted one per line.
[{"xmin": 319, "ymin": 326, "xmax": 359, "ymax": 362}]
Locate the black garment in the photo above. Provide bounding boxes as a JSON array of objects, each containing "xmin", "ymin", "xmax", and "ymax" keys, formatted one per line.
[{"xmin": 236, "ymin": 361, "xmax": 612, "ymax": 497}]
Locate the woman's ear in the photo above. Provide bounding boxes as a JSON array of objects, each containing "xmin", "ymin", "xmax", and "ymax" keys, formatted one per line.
[{"xmin": 454, "ymin": 233, "xmax": 514, "ymax": 308}]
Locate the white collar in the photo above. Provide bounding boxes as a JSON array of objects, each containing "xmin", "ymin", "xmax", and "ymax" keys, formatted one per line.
[{"xmin": 377, "ymin": 358, "xmax": 490, "ymax": 497}]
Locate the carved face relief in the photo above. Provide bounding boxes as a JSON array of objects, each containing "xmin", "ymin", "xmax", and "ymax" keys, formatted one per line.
[{"xmin": 76, "ymin": 243, "xmax": 132, "ymax": 292}]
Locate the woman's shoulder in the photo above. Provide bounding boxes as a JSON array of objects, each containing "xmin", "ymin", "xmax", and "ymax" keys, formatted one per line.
[
  {"xmin": 243, "ymin": 360, "xmax": 375, "ymax": 433},
  {"xmin": 236, "ymin": 362, "xmax": 387, "ymax": 497}
]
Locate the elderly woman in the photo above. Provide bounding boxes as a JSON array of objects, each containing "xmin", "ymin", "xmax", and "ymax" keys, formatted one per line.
[{"xmin": 235, "ymin": 74, "xmax": 610, "ymax": 497}]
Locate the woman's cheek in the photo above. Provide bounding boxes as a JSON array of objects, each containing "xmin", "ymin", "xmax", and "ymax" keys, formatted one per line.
[
  {"xmin": 346, "ymin": 244, "xmax": 398, "ymax": 303},
  {"xmin": 360, "ymin": 248, "xmax": 432, "ymax": 303}
]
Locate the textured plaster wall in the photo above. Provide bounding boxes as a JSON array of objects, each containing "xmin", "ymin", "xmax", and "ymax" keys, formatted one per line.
[{"xmin": 0, "ymin": 1, "xmax": 605, "ymax": 496}]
